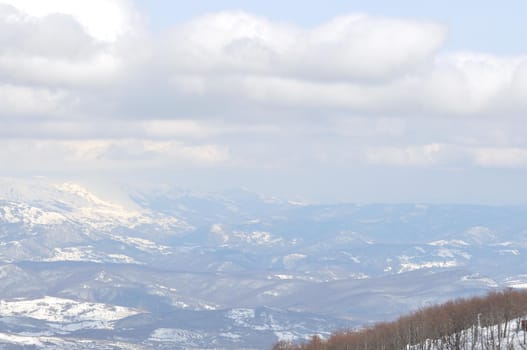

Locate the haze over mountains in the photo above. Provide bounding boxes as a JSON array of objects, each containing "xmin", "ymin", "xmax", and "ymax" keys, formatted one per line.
[
  {"xmin": 1, "ymin": 178, "xmax": 527, "ymax": 349},
  {"xmin": 1, "ymin": 0, "xmax": 527, "ymax": 348}
]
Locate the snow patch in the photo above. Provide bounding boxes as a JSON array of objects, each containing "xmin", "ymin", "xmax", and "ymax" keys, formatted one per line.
[
  {"xmin": 461, "ymin": 274, "xmax": 498, "ymax": 287},
  {"xmin": 273, "ymin": 274, "xmax": 295, "ymax": 280},
  {"xmin": 0, "ymin": 203, "xmax": 66, "ymax": 226},
  {"xmin": 44, "ymin": 246, "xmax": 100, "ymax": 263},
  {"xmin": 0, "ymin": 296, "xmax": 141, "ymax": 329},
  {"xmin": 434, "ymin": 248, "xmax": 471, "ymax": 260},
  {"xmin": 227, "ymin": 308, "xmax": 256, "ymax": 326},
  {"xmin": 150, "ymin": 328, "xmax": 204, "ymax": 343},
  {"xmin": 505, "ymin": 275, "xmax": 527, "ymax": 289},
  {"xmin": 398, "ymin": 256, "xmax": 459, "ymax": 273},
  {"xmin": 106, "ymin": 253, "xmax": 138, "ymax": 264},
  {"xmin": 110, "ymin": 234, "xmax": 171, "ymax": 254},
  {"xmin": 275, "ymin": 331, "xmax": 297, "ymax": 342},
  {"xmin": 283, "ymin": 253, "xmax": 307, "ymax": 268},
  {"xmin": 465, "ymin": 226, "xmax": 496, "ymax": 243},
  {"xmin": 428, "ymin": 240, "xmax": 469, "ymax": 246},
  {"xmin": 499, "ymin": 249, "xmax": 520, "ymax": 256}
]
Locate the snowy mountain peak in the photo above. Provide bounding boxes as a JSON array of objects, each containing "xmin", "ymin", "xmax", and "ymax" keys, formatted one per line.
[
  {"xmin": 54, "ymin": 182, "xmax": 115, "ymax": 207},
  {"xmin": 0, "ymin": 178, "xmax": 189, "ymax": 233}
]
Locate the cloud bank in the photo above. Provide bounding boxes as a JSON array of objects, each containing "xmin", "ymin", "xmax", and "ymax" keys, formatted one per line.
[{"xmin": 1, "ymin": 1, "xmax": 527, "ymax": 202}]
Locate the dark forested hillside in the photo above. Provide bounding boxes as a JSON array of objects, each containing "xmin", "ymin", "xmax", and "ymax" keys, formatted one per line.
[{"xmin": 274, "ymin": 289, "xmax": 527, "ymax": 350}]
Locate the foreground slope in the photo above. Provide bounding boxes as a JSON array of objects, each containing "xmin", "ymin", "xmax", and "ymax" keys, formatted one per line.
[{"xmin": 278, "ymin": 289, "xmax": 527, "ymax": 350}]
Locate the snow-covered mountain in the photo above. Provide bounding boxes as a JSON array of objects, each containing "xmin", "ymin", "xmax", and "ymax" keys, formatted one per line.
[
  {"xmin": 0, "ymin": 296, "xmax": 140, "ymax": 328},
  {"xmin": 0, "ymin": 179, "xmax": 190, "ymax": 233},
  {"xmin": 1, "ymin": 178, "xmax": 527, "ymax": 349},
  {"xmin": 0, "ymin": 179, "xmax": 193, "ymax": 264}
]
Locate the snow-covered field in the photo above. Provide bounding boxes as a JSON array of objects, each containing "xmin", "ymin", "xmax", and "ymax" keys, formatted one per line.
[{"xmin": 0, "ymin": 296, "xmax": 141, "ymax": 329}]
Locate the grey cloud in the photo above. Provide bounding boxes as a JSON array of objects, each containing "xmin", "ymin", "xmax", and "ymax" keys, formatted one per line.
[
  {"xmin": 0, "ymin": 2, "xmax": 140, "ymax": 88},
  {"xmin": 0, "ymin": 84, "xmax": 73, "ymax": 118},
  {"xmin": 0, "ymin": 120, "xmax": 221, "ymax": 140},
  {"xmin": 0, "ymin": 139, "xmax": 230, "ymax": 171},
  {"xmin": 0, "ymin": 5, "xmax": 98, "ymax": 59}
]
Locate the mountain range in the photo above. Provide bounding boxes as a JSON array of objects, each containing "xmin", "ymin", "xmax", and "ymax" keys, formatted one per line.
[{"xmin": 0, "ymin": 178, "xmax": 526, "ymax": 349}]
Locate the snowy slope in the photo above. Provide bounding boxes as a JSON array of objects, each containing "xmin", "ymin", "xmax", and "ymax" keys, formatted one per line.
[
  {"xmin": 0, "ymin": 179, "xmax": 189, "ymax": 233},
  {"xmin": 409, "ymin": 316, "xmax": 527, "ymax": 350},
  {"xmin": 0, "ymin": 296, "xmax": 141, "ymax": 329},
  {"xmin": 0, "ymin": 179, "xmax": 194, "ymax": 263}
]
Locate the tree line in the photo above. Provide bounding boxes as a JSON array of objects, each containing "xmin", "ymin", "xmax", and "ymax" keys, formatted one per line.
[{"xmin": 273, "ymin": 289, "xmax": 527, "ymax": 350}]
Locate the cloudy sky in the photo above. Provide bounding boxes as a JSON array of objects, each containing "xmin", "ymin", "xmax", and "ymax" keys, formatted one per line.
[{"xmin": 1, "ymin": 0, "xmax": 527, "ymax": 203}]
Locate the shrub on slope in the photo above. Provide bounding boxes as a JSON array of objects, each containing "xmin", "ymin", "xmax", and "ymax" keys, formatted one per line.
[{"xmin": 273, "ymin": 289, "xmax": 527, "ymax": 350}]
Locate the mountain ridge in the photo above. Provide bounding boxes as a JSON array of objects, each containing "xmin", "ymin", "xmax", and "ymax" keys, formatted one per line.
[{"xmin": 0, "ymin": 178, "xmax": 527, "ymax": 348}]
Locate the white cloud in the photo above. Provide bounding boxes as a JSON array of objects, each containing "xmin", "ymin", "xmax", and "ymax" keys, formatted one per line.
[
  {"xmin": 367, "ymin": 144, "xmax": 448, "ymax": 166},
  {"xmin": 0, "ymin": 1, "xmax": 142, "ymax": 88},
  {"xmin": 0, "ymin": 139, "xmax": 230, "ymax": 172},
  {"xmin": 163, "ymin": 11, "xmax": 446, "ymax": 81},
  {"xmin": 2, "ymin": 2, "xmax": 527, "ymax": 198},
  {"xmin": 0, "ymin": 84, "xmax": 71, "ymax": 117},
  {"xmin": 0, "ymin": 52, "xmax": 122, "ymax": 87},
  {"xmin": 1, "ymin": 0, "xmax": 138, "ymax": 42},
  {"xmin": 508, "ymin": 60, "xmax": 527, "ymax": 108},
  {"xmin": 141, "ymin": 120, "xmax": 219, "ymax": 139},
  {"xmin": 157, "ymin": 12, "xmax": 527, "ymax": 118},
  {"xmin": 298, "ymin": 14, "xmax": 445, "ymax": 80},
  {"xmin": 366, "ymin": 144, "xmax": 527, "ymax": 169},
  {"xmin": 2, "ymin": 5, "xmax": 527, "ymax": 121},
  {"xmin": 419, "ymin": 53, "xmax": 524, "ymax": 115},
  {"xmin": 0, "ymin": 7, "xmax": 96, "ymax": 58},
  {"xmin": 165, "ymin": 51, "xmax": 527, "ymax": 117},
  {"xmin": 0, "ymin": 119, "xmax": 224, "ymax": 140},
  {"xmin": 470, "ymin": 147, "xmax": 527, "ymax": 168}
]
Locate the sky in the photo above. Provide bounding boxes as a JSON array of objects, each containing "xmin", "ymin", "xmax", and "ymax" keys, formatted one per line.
[{"xmin": 1, "ymin": 0, "xmax": 527, "ymax": 204}]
